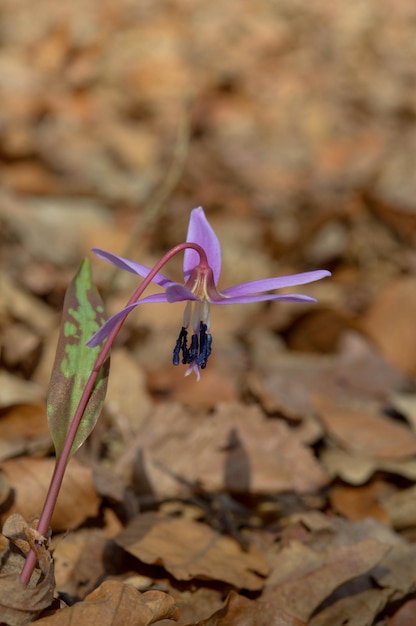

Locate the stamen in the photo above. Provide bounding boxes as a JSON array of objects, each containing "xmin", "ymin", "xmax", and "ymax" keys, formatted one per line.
[
  {"xmin": 197, "ymin": 322, "xmax": 212, "ymax": 369},
  {"xmin": 172, "ymin": 327, "xmax": 188, "ymax": 365},
  {"xmin": 188, "ymin": 333, "xmax": 199, "ymax": 363},
  {"xmin": 172, "ymin": 322, "xmax": 213, "ymax": 370}
]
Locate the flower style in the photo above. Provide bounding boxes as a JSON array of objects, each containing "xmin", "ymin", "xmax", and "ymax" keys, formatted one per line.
[{"xmin": 87, "ymin": 207, "xmax": 330, "ymax": 380}]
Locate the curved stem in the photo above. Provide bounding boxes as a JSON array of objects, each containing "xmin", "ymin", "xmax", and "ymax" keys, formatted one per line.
[{"xmin": 20, "ymin": 242, "xmax": 207, "ymax": 585}]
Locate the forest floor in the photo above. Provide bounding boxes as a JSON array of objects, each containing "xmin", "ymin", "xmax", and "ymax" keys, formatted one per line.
[{"xmin": 1, "ymin": 1, "xmax": 416, "ymax": 625}]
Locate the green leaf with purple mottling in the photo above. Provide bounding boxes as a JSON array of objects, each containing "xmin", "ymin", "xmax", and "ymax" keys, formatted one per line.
[{"xmin": 47, "ymin": 259, "xmax": 110, "ymax": 459}]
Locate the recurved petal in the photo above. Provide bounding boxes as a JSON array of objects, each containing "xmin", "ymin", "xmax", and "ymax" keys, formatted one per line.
[
  {"xmin": 165, "ymin": 283, "xmax": 201, "ymax": 303},
  {"xmin": 92, "ymin": 249, "xmax": 172, "ymax": 287},
  {"xmin": 183, "ymin": 207, "xmax": 222, "ymax": 284},
  {"xmin": 221, "ymin": 270, "xmax": 331, "ymax": 297},
  {"xmin": 210, "ymin": 293, "xmax": 318, "ymax": 305},
  {"xmin": 86, "ymin": 293, "xmax": 168, "ymax": 346}
]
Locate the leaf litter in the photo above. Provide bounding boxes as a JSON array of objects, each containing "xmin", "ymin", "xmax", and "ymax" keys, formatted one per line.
[{"xmin": 1, "ymin": 1, "xmax": 416, "ymax": 625}]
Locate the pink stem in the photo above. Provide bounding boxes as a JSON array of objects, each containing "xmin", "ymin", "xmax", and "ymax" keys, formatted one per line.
[{"xmin": 20, "ymin": 242, "xmax": 207, "ymax": 585}]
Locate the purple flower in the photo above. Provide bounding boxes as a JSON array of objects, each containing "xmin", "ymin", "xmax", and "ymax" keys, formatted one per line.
[{"xmin": 88, "ymin": 207, "xmax": 330, "ymax": 380}]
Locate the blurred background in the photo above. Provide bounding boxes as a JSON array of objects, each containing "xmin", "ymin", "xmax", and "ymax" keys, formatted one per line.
[
  {"xmin": 2, "ymin": 4, "xmax": 416, "ymax": 622},
  {"xmin": 0, "ymin": 0, "xmax": 415, "ymax": 397}
]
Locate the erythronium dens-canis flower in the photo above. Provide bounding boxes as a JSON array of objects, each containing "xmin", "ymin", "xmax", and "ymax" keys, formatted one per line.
[{"xmin": 87, "ymin": 207, "xmax": 331, "ymax": 380}]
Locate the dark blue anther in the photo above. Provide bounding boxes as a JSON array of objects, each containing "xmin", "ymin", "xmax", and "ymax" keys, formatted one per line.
[
  {"xmin": 202, "ymin": 333, "xmax": 213, "ymax": 369},
  {"xmin": 173, "ymin": 322, "xmax": 213, "ymax": 369},
  {"xmin": 197, "ymin": 322, "xmax": 213, "ymax": 369},
  {"xmin": 188, "ymin": 333, "xmax": 199, "ymax": 363},
  {"xmin": 172, "ymin": 327, "xmax": 188, "ymax": 365}
]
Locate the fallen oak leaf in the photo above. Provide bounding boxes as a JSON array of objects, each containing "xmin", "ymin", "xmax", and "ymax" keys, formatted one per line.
[
  {"xmin": 314, "ymin": 398, "xmax": 416, "ymax": 460},
  {"xmin": 33, "ymin": 580, "xmax": 179, "ymax": 626},
  {"xmin": 0, "ymin": 403, "xmax": 51, "ymax": 462},
  {"xmin": 329, "ymin": 480, "xmax": 393, "ymax": 525},
  {"xmin": 0, "ymin": 457, "xmax": 100, "ymax": 532},
  {"xmin": 53, "ymin": 528, "xmax": 115, "ymax": 600},
  {"xmin": 373, "ymin": 543, "xmax": 416, "ymax": 599},
  {"xmin": 380, "ymin": 485, "xmax": 416, "ymax": 530},
  {"xmin": 132, "ymin": 402, "xmax": 328, "ymax": 498},
  {"xmin": 310, "ymin": 587, "xmax": 392, "ymax": 626},
  {"xmin": 320, "ymin": 446, "xmax": 416, "ymax": 485},
  {"xmin": 115, "ymin": 512, "xmax": 270, "ymax": 590},
  {"xmin": 263, "ymin": 538, "xmax": 390, "ymax": 623},
  {"xmin": 186, "ymin": 591, "xmax": 307, "ymax": 626}
]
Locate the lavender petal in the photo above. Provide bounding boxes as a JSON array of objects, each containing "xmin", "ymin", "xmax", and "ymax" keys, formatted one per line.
[
  {"xmin": 183, "ymin": 207, "xmax": 222, "ymax": 283},
  {"xmin": 221, "ymin": 270, "xmax": 331, "ymax": 297},
  {"xmin": 92, "ymin": 249, "xmax": 172, "ymax": 287}
]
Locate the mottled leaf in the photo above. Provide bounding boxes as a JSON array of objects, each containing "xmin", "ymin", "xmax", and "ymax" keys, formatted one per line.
[{"xmin": 47, "ymin": 259, "xmax": 109, "ymax": 459}]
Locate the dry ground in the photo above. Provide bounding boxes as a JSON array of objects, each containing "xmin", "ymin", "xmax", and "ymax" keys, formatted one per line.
[{"xmin": 1, "ymin": 1, "xmax": 416, "ymax": 624}]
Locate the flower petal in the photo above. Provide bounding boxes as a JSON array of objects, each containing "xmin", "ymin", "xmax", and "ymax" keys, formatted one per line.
[
  {"xmin": 86, "ymin": 293, "xmax": 168, "ymax": 346},
  {"xmin": 210, "ymin": 293, "xmax": 318, "ymax": 305},
  {"xmin": 165, "ymin": 283, "xmax": 201, "ymax": 303},
  {"xmin": 92, "ymin": 249, "xmax": 172, "ymax": 287},
  {"xmin": 184, "ymin": 207, "xmax": 222, "ymax": 284},
  {"xmin": 221, "ymin": 270, "xmax": 331, "ymax": 297}
]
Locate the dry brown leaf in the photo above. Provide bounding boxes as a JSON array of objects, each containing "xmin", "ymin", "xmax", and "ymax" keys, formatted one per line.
[
  {"xmin": 102, "ymin": 120, "xmax": 158, "ymax": 171},
  {"xmin": 304, "ymin": 515, "xmax": 402, "ymax": 553},
  {"xmin": 283, "ymin": 307, "xmax": 348, "ymax": 353},
  {"xmin": 1, "ymin": 2, "xmax": 416, "ymax": 624},
  {"xmin": 247, "ymin": 355, "xmax": 334, "ymax": 420},
  {"xmin": 362, "ymin": 277, "xmax": 416, "ymax": 376},
  {"xmin": 263, "ymin": 539, "xmax": 390, "ymax": 623},
  {"xmin": 0, "ymin": 468, "xmax": 11, "ymax": 510},
  {"xmin": 34, "ymin": 580, "xmax": 179, "ymax": 626},
  {"xmin": 365, "ymin": 192, "xmax": 416, "ymax": 247},
  {"xmin": 320, "ymin": 446, "xmax": 416, "ymax": 485},
  {"xmin": 334, "ymin": 332, "xmax": 409, "ymax": 401},
  {"xmin": 0, "ymin": 403, "xmax": 51, "ymax": 461},
  {"xmin": 168, "ymin": 586, "xmax": 231, "ymax": 625},
  {"xmin": 0, "ymin": 371, "xmax": 45, "ymax": 408},
  {"xmin": 390, "ymin": 393, "xmax": 416, "ymax": 432},
  {"xmin": 0, "ymin": 196, "xmax": 113, "ymax": 265},
  {"xmin": 1, "ymin": 322, "xmax": 42, "ymax": 376},
  {"xmin": 315, "ymin": 398, "xmax": 416, "ymax": 460},
  {"xmin": 373, "ymin": 543, "xmax": 416, "ymax": 598},
  {"xmin": 285, "ymin": 511, "xmax": 334, "ymax": 534},
  {"xmin": 53, "ymin": 529, "xmax": 111, "ymax": 599},
  {"xmin": 0, "ymin": 403, "xmax": 49, "ymax": 441},
  {"xmin": 388, "ymin": 599, "xmax": 416, "ymax": 626},
  {"xmin": 129, "ymin": 402, "xmax": 327, "ymax": 498},
  {"xmin": 186, "ymin": 591, "xmax": 307, "ymax": 626},
  {"xmin": 310, "ymin": 588, "xmax": 392, "ymax": 626},
  {"xmin": 0, "ymin": 162, "xmax": 62, "ymax": 195},
  {"xmin": 0, "ymin": 457, "xmax": 100, "ymax": 531},
  {"xmin": 249, "ymin": 333, "xmax": 409, "ymax": 425},
  {"xmin": 115, "ymin": 513, "xmax": 270, "ymax": 591},
  {"xmin": 246, "ymin": 370, "xmax": 324, "ymax": 445},
  {"xmin": 329, "ymin": 480, "xmax": 394, "ymax": 525},
  {"xmin": 380, "ymin": 486, "xmax": 416, "ymax": 530},
  {"xmin": 0, "ymin": 270, "xmax": 56, "ymax": 336},
  {"xmin": 105, "ymin": 348, "xmax": 153, "ymax": 437},
  {"xmin": 0, "ymin": 514, "xmax": 55, "ymax": 625}
]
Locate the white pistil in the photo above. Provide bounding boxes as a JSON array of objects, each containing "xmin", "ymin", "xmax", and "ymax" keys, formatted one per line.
[{"xmin": 182, "ymin": 300, "xmax": 192, "ymax": 328}]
